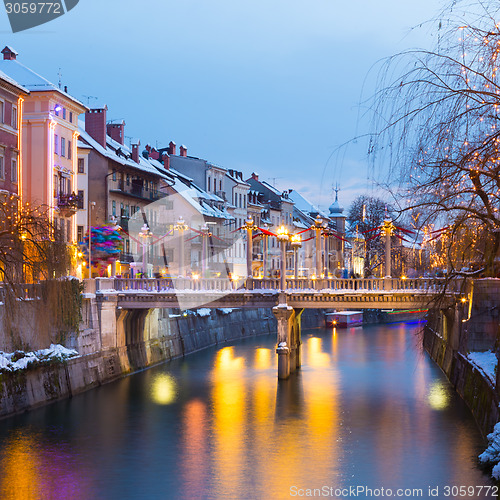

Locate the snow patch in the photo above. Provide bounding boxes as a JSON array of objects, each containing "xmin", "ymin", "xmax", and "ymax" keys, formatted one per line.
[
  {"xmin": 468, "ymin": 351, "xmax": 497, "ymax": 384},
  {"xmin": 218, "ymin": 308, "xmax": 233, "ymax": 315},
  {"xmin": 0, "ymin": 344, "xmax": 79, "ymax": 372},
  {"xmin": 196, "ymin": 308, "xmax": 212, "ymax": 317}
]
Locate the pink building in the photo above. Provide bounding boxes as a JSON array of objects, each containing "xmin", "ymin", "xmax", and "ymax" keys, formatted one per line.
[{"xmin": 0, "ymin": 46, "xmax": 88, "ymax": 242}]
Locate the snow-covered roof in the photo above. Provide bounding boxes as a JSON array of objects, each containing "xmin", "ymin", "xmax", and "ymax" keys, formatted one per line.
[
  {"xmin": 0, "ymin": 58, "xmax": 86, "ymax": 108},
  {"xmin": 170, "ymin": 177, "xmax": 234, "ymax": 221},
  {"xmin": 78, "ymin": 125, "xmax": 171, "ymax": 180},
  {"xmin": 0, "ymin": 69, "xmax": 29, "ymax": 95},
  {"xmin": 288, "ymin": 190, "xmax": 329, "ymax": 218}
]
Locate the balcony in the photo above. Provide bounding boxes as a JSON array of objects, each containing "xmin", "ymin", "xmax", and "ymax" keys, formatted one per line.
[{"xmin": 57, "ymin": 192, "xmax": 82, "ymax": 217}]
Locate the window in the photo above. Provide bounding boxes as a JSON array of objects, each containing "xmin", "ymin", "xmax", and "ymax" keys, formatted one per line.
[
  {"xmin": 208, "ymin": 177, "xmax": 211, "ymax": 192},
  {"xmin": 63, "ymin": 108, "xmax": 66, "ymax": 120},
  {"xmin": 77, "ymin": 190, "xmax": 84, "ymax": 209},
  {"xmin": 220, "ymin": 180, "xmax": 222, "ymax": 191},
  {"xmin": 0, "ymin": 156, "xmax": 4, "ymax": 179},
  {"xmin": 69, "ymin": 112, "xmax": 73, "ymax": 123},
  {"xmin": 112, "ymin": 170, "xmax": 116, "ymax": 181},
  {"xmin": 61, "ymin": 137, "xmax": 66, "ymax": 157},
  {"xmin": 54, "ymin": 135, "xmax": 59, "ymax": 155},
  {"xmin": 112, "ymin": 200, "xmax": 116, "ymax": 216},
  {"xmin": 0, "ymin": 101, "xmax": 4, "ymax": 124},
  {"xmin": 11, "ymin": 106, "xmax": 17, "ymax": 129},
  {"xmin": 126, "ymin": 174, "xmax": 130, "ymax": 186},
  {"xmin": 11, "ymin": 159, "xmax": 17, "ymax": 183},
  {"xmin": 68, "ymin": 140, "xmax": 72, "ymax": 160},
  {"xmin": 78, "ymin": 158, "xmax": 84, "ymax": 173},
  {"xmin": 77, "ymin": 225, "xmax": 84, "ymax": 243},
  {"xmin": 54, "ymin": 174, "xmax": 58, "ymax": 197}
]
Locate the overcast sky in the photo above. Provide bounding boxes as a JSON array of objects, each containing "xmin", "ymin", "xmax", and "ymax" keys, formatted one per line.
[{"xmin": 0, "ymin": 0, "xmax": 444, "ymax": 211}]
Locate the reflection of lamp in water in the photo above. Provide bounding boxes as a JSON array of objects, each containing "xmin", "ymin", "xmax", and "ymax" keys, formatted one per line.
[
  {"xmin": 428, "ymin": 380, "xmax": 449, "ymax": 410},
  {"xmin": 151, "ymin": 373, "xmax": 177, "ymax": 405}
]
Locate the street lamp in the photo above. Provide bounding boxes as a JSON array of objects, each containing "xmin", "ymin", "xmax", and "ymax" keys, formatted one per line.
[
  {"xmin": 87, "ymin": 201, "xmax": 95, "ymax": 278},
  {"xmin": 382, "ymin": 217, "xmax": 395, "ymax": 278},
  {"xmin": 276, "ymin": 225, "xmax": 289, "ymax": 291},
  {"xmin": 139, "ymin": 223, "xmax": 152, "ymax": 277},
  {"xmin": 200, "ymin": 223, "xmax": 211, "ymax": 277},
  {"xmin": 245, "ymin": 216, "xmax": 254, "ymax": 280},
  {"xmin": 290, "ymin": 233, "xmax": 302, "ymax": 278},
  {"xmin": 314, "ymin": 215, "xmax": 323, "ymax": 278},
  {"xmin": 174, "ymin": 216, "xmax": 188, "ymax": 277}
]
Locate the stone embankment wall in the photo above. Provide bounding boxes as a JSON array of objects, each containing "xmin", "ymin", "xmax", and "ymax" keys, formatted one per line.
[
  {"xmin": 0, "ymin": 306, "xmax": 325, "ymax": 420},
  {"xmin": 423, "ymin": 279, "xmax": 500, "ymax": 438}
]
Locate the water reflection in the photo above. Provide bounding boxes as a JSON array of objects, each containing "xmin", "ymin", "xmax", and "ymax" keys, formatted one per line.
[
  {"xmin": 0, "ymin": 323, "xmax": 493, "ymax": 499},
  {"xmin": 0, "ymin": 429, "xmax": 92, "ymax": 499},
  {"xmin": 150, "ymin": 373, "xmax": 177, "ymax": 405}
]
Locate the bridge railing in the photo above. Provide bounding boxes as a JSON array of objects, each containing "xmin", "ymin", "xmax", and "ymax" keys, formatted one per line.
[{"xmin": 92, "ymin": 276, "xmax": 461, "ymax": 294}]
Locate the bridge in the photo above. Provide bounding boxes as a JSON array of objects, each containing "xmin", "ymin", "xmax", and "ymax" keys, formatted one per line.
[{"xmin": 85, "ymin": 277, "xmax": 467, "ymax": 379}]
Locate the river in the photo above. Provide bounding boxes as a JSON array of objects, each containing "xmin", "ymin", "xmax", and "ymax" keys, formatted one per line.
[{"xmin": 0, "ymin": 321, "xmax": 495, "ymax": 499}]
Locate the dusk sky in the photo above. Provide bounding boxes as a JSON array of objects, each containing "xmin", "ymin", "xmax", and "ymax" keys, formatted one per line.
[{"xmin": 0, "ymin": 0, "xmax": 442, "ymax": 211}]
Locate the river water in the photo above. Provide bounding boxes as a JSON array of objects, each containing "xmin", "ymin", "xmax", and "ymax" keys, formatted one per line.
[{"xmin": 0, "ymin": 322, "xmax": 496, "ymax": 499}]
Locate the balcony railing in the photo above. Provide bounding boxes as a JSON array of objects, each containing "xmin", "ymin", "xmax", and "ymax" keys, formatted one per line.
[{"xmin": 57, "ymin": 192, "xmax": 82, "ymax": 216}]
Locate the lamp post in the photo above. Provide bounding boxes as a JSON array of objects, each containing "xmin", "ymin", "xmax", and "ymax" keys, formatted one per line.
[
  {"xmin": 382, "ymin": 217, "xmax": 395, "ymax": 278},
  {"xmin": 245, "ymin": 216, "xmax": 254, "ymax": 280},
  {"xmin": 200, "ymin": 223, "xmax": 211, "ymax": 277},
  {"xmin": 108, "ymin": 215, "xmax": 120, "ymax": 277},
  {"xmin": 323, "ymin": 221, "xmax": 329, "ymax": 278},
  {"xmin": 290, "ymin": 233, "xmax": 302, "ymax": 278},
  {"xmin": 314, "ymin": 215, "xmax": 323, "ymax": 278},
  {"xmin": 87, "ymin": 201, "xmax": 95, "ymax": 278},
  {"xmin": 174, "ymin": 216, "xmax": 188, "ymax": 277},
  {"xmin": 139, "ymin": 223, "xmax": 152, "ymax": 277},
  {"xmin": 277, "ymin": 225, "xmax": 289, "ymax": 291},
  {"xmin": 263, "ymin": 223, "xmax": 269, "ymax": 278}
]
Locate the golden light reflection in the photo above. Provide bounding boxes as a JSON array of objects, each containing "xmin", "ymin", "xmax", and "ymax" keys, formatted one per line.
[
  {"xmin": 307, "ymin": 337, "xmax": 330, "ymax": 368},
  {"xmin": 151, "ymin": 373, "xmax": 177, "ymax": 405},
  {"xmin": 254, "ymin": 348, "xmax": 271, "ymax": 370},
  {"xmin": 428, "ymin": 380, "xmax": 450, "ymax": 410},
  {"xmin": 212, "ymin": 346, "xmax": 246, "ymax": 499},
  {"xmin": 0, "ymin": 432, "xmax": 42, "ymax": 500},
  {"xmin": 181, "ymin": 399, "xmax": 208, "ymax": 499},
  {"xmin": 214, "ymin": 346, "xmax": 244, "ymax": 372}
]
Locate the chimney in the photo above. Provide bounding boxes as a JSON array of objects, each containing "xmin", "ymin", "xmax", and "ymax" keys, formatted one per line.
[
  {"xmin": 150, "ymin": 148, "xmax": 160, "ymax": 160},
  {"xmin": 180, "ymin": 145, "xmax": 187, "ymax": 157},
  {"xmin": 85, "ymin": 107, "xmax": 108, "ymax": 148},
  {"xmin": 162, "ymin": 152, "xmax": 170, "ymax": 170},
  {"xmin": 131, "ymin": 140, "xmax": 140, "ymax": 164},
  {"xmin": 64, "ymin": 85, "xmax": 68, "ymax": 93},
  {"xmin": 168, "ymin": 141, "xmax": 176, "ymax": 156},
  {"xmin": 106, "ymin": 121, "xmax": 125, "ymax": 145},
  {"xmin": 251, "ymin": 172, "xmax": 259, "ymax": 181},
  {"xmin": 1, "ymin": 46, "xmax": 18, "ymax": 60}
]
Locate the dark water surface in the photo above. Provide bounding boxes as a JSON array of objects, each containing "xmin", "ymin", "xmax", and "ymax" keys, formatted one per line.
[{"xmin": 0, "ymin": 322, "xmax": 495, "ymax": 499}]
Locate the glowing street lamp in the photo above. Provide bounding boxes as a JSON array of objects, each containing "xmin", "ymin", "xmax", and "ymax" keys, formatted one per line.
[
  {"xmin": 174, "ymin": 216, "xmax": 188, "ymax": 277},
  {"xmin": 200, "ymin": 223, "xmax": 211, "ymax": 276},
  {"xmin": 314, "ymin": 216, "xmax": 323, "ymax": 277},
  {"xmin": 290, "ymin": 233, "xmax": 302, "ymax": 278},
  {"xmin": 277, "ymin": 225, "xmax": 289, "ymax": 291},
  {"xmin": 382, "ymin": 217, "xmax": 395, "ymax": 278},
  {"xmin": 245, "ymin": 216, "xmax": 255, "ymax": 279},
  {"xmin": 139, "ymin": 223, "xmax": 152, "ymax": 277}
]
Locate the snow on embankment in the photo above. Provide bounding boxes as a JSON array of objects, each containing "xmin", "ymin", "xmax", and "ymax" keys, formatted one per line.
[
  {"xmin": 468, "ymin": 350, "xmax": 500, "ymax": 478},
  {"xmin": 0, "ymin": 344, "xmax": 78, "ymax": 372},
  {"xmin": 468, "ymin": 350, "xmax": 497, "ymax": 385}
]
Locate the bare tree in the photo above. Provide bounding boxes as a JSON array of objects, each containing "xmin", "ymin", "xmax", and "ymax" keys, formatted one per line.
[
  {"xmin": 371, "ymin": 0, "xmax": 500, "ymax": 276},
  {"xmin": 0, "ymin": 196, "xmax": 78, "ymax": 351},
  {"xmin": 347, "ymin": 195, "xmax": 396, "ymax": 276}
]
